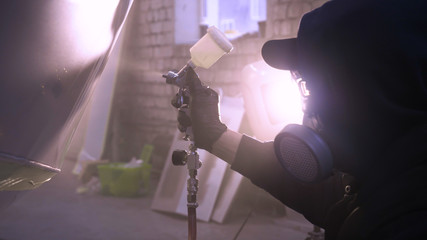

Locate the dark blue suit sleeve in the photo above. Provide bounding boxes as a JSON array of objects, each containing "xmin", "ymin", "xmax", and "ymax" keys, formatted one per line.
[{"xmin": 231, "ymin": 134, "xmax": 345, "ymax": 227}]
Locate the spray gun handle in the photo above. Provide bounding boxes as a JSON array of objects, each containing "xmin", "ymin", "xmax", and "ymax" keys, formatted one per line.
[{"xmin": 163, "ymin": 66, "xmax": 196, "ymax": 142}]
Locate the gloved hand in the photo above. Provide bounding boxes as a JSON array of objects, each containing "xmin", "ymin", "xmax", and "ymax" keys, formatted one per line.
[{"xmin": 176, "ymin": 67, "xmax": 227, "ymax": 152}]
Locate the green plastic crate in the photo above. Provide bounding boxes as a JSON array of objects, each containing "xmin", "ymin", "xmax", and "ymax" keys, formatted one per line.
[
  {"xmin": 97, "ymin": 163, "xmax": 151, "ymax": 197},
  {"xmin": 97, "ymin": 144, "xmax": 154, "ymax": 197}
]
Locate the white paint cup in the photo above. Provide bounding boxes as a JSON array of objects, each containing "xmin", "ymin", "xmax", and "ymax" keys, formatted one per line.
[{"xmin": 189, "ymin": 26, "xmax": 233, "ymax": 69}]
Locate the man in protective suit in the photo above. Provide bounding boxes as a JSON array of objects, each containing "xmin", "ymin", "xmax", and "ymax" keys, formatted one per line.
[{"xmin": 177, "ymin": 0, "xmax": 427, "ymax": 238}]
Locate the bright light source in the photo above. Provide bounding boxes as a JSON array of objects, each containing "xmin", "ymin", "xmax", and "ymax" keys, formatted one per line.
[
  {"xmin": 69, "ymin": 0, "xmax": 119, "ymax": 58},
  {"xmin": 261, "ymin": 73, "xmax": 303, "ymax": 125},
  {"xmin": 242, "ymin": 60, "xmax": 304, "ymax": 141}
]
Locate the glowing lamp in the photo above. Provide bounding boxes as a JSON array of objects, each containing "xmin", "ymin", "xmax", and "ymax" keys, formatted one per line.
[{"xmin": 241, "ymin": 60, "xmax": 303, "ymax": 141}]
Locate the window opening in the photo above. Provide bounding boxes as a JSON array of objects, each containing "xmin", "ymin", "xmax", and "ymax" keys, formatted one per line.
[{"xmin": 175, "ymin": 0, "xmax": 266, "ymax": 44}]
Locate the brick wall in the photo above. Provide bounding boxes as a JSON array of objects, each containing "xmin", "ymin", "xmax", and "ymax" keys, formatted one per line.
[
  {"xmin": 266, "ymin": 0, "xmax": 326, "ymax": 38},
  {"xmin": 103, "ymin": 0, "xmax": 328, "ymax": 171}
]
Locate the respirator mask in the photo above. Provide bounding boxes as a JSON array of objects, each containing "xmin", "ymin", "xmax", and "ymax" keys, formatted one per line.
[{"xmin": 262, "ymin": 39, "xmax": 334, "ymax": 184}]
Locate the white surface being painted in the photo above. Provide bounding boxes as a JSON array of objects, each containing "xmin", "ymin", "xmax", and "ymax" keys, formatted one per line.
[{"xmin": 72, "ymin": 34, "xmax": 124, "ymax": 174}]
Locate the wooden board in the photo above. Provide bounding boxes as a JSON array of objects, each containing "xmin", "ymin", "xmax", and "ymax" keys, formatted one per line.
[
  {"xmin": 150, "ymin": 130, "xmax": 189, "ymax": 214},
  {"xmin": 210, "ymin": 167, "xmax": 244, "ymax": 223}
]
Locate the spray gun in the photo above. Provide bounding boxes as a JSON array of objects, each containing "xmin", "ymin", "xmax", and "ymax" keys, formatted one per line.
[{"xmin": 162, "ymin": 26, "xmax": 233, "ymax": 240}]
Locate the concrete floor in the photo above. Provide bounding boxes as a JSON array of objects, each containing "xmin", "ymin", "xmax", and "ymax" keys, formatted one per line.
[{"xmin": 0, "ymin": 159, "xmax": 316, "ymax": 240}]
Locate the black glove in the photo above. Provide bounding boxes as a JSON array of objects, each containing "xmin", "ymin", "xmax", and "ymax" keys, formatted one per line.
[{"xmin": 177, "ymin": 67, "xmax": 227, "ymax": 152}]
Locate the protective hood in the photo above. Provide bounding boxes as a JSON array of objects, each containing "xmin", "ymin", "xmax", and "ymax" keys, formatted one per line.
[{"xmin": 264, "ymin": 0, "xmax": 427, "ymax": 177}]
